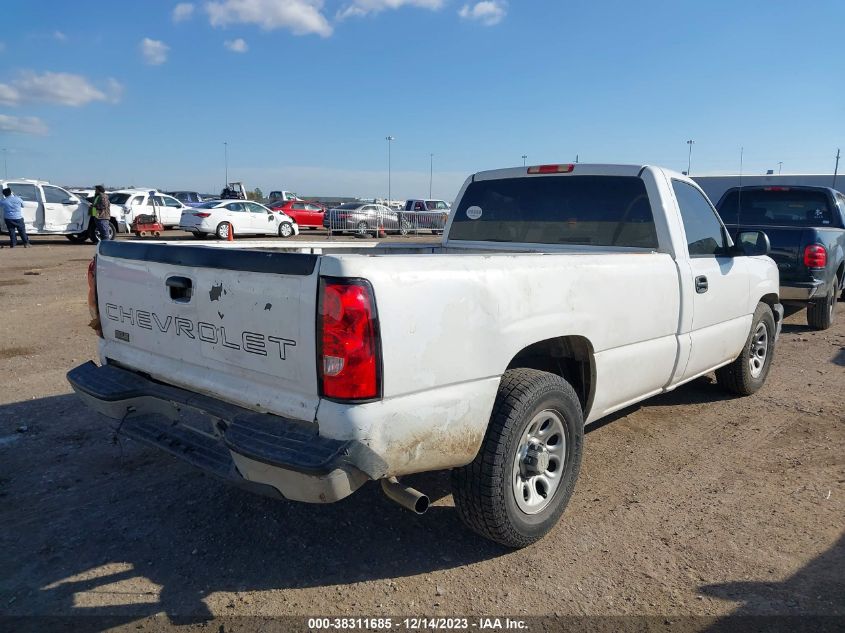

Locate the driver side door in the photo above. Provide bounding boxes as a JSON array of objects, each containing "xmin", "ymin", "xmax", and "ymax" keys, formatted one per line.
[
  {"xmin": 245, "ymin": 202, "xmax": 275, "ymax": 234},
  {"xmin": 42, "ymin": 184, "xmax": 85, "ymax": 232}
]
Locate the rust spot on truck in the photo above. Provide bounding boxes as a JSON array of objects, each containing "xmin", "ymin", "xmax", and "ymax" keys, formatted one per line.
[{"xmin": 209, "ymin": 284, "xmax": 223, "ymax": 301}]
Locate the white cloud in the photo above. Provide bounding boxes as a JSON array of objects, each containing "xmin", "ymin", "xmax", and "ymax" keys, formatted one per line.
[
  {"xmin": 140, "ymin": 38, "xmax": 169, "ymax": 65},
  {"xmin": 0, "ymin": 72, "xmax": 124, "ymax": 107},
  {"xmin": 458, "ymin": 0, "xmax": 506, "ymax": 26},
  {"xmin": 172, "ymin": 3, "xmax": 195, "ymax": 22},
  {"xmin": 53, "ymin": 30, "xmax": 68, "ymax": 42},
  {"xmin": 205, "ymin": 0, "xmax": 332, "ymax": 37},
  {"xmin": 0, "ymin": 114, "xmax": 48, "ymax": 136},
  {"xmin": 224, "ymin": 37, "xmax": 249, "ymax": 52},
  {"xmin": 337, "ymin": 0, "xmax": 443, "ymax": 19}
]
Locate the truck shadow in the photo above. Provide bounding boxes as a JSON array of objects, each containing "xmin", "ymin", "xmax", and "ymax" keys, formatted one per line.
[
  {"xmin": 0, "ymin": 394, "xmax": 504, "ymax": 626},
  {"xmin": 698, "ymin": 532, "xmax": 845, "ymax": 628}
]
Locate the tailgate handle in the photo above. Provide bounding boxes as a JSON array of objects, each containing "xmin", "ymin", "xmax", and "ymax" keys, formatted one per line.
[{"xmin": 166, "ymin": 276, "xmax": 193, "ymax": 302}]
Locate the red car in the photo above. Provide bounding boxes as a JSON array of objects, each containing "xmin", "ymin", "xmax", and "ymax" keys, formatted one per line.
[{"xmin": 266, "ymin": 200, "xmax": 326, "ymax": 228}]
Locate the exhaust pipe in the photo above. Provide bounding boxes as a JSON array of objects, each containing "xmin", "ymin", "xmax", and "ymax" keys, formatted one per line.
[{"xmin": 381, "ymin": 477, "xmax": 430, "ymax": 514}]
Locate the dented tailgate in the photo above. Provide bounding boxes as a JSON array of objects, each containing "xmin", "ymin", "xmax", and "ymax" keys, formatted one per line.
[{"xmin": 94, "ymin": 241, "xmax": 321, "ymax": 422}]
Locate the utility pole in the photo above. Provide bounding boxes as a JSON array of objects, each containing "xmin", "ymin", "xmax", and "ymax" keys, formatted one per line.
[
  {"xmin": 521, "ymin": 154, "xmax": 527, "ymax": 167},
  {"xmin": 777, "ymin": 161, "xmax": 783, "ymax": 175},
  {"xmin": 686, "ymin": 139, "xmax": 695, "ymax": 175},
  {"xmin": 224, "ymin": 141, "xmax": 229, "ymax": 188},
  {"xmin": 385, "ymin": 136, "xmax": 395, "ymax": 205},
  {"xmin": 575, "ymin": 154, "xmax": 579, "ymax": 164},
  {"xmin": 833, "ymin": 148, "xmax": 840, "ymax": 189},
  {"xmin": 429, "ymin": 153, "xmax": 433, "ymax": 199}
]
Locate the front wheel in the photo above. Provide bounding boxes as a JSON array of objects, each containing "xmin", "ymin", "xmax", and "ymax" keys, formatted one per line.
[
  {"xmin": 451, "ymin": 368, "xmax": 584, "ymax": 548},
  {"xmin": 278, "ymin": 222, "xmax": 294, "ymax": 238},
  {"xmin": 806, "ymin": 276, "xmax": 838, "ymax": 330},
  {"xmin": 716, "ymin": 302, "xmax": 776, "ymax": 396}
]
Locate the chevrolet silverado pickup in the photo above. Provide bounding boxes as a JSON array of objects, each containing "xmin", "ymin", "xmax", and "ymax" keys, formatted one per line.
[
  {"xmin": 716, "ymin": 185, "xmax": 845, "ymax": 330},
  {"xmin": 68, "ymin": 164, "xmax": 782, "ymax": 548}
]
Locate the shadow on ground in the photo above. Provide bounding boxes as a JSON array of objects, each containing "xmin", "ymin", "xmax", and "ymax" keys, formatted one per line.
[
  {"xmin": 0, "ymin": 394, "xmax": 505, "ymax": 628},
  {"xmin": 700, "ymin": 532, "xmax": 845, "ymax": 630}
]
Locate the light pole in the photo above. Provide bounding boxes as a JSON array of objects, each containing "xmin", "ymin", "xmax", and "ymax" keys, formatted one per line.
[
  {"xmin": 223, "ymin": 141, "xmax": 229, "ymax": 188},
  {"xmin": 2, "ymin": 148, "xmax": 6, "ymax": 179},
  {"xmin": 686, "ymin": 139, "xmax": 695, "ymax": 175},
  {"xmin": 385, "ymin": 136, "xmax": 395, "ymax": 204},
  {"xmin": 429, "ymin": 153, "xmax": 433, "ymax": 199},
  {"xmin": 522, "ymin": 154, "xmax": 527, "ymax": 166},
  {"xmin": 778, "ymin": 161, "xmax": 783, "ymax": 175}
]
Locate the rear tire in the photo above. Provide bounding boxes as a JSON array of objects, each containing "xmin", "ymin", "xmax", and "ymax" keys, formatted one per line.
[
  {"xmin": 66, "ymin": 233, "xmax": 88, "ymax": 243},
  {"xmin": 716, "ymin": 302, "xmax": 776, "ymax": 396},
  {"xmin": 87, "ymin": 220, "xmax": 115, "ymax": 244},
  {"xmin": 356, "ymin": 220, "xmax": 370, "ymax": 237},
  {"xmin": 216, "ymin": 222, "xmax": 231, "ymax": 240},
  {"xmin": 806, "ymin": 277, "xmax": 837, "ymax": 330},
  {"xmin": 451, "ymin": 368, "xmax": 584, "ymax": 548}
]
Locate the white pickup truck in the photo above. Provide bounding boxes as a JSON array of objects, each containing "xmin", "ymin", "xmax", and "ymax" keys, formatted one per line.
[{"xmin": 68, "ymin": 164, "xmax": 782, "ymax": 548}]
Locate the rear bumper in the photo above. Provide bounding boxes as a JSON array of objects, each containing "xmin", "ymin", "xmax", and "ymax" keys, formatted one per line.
[
  {"xmin": 780, "ymin": 281, "xmax": 825, "ymax": 301},
  {"xmin": 66, "ymin": 361, "xmax": 383, "ymax": 503}
]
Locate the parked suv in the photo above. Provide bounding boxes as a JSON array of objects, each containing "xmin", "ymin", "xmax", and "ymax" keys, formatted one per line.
[
  {"xmin": 165, "ymin": 191, "xmax": 206, "ymax": 207},
  {"xmin": 716, "ymin": 185, "xmax": 845, "ymax": 329},
  {"xmin": 0, "ymin": 178, "xmax": 116, "ymax": 243},
  {"xmin": 109, "ymin": 190, "xmax": 192, "ymax": 229}
]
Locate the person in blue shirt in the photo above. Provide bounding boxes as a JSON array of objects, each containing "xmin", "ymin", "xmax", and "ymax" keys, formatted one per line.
[{"xmin": 1, "ymin": 187, "xmax": 30, "ymax": 248}]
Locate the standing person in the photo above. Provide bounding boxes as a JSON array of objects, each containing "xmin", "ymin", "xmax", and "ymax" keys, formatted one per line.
[
  {"xmin": 90, "ymin": 185, "xmax": 113, "ymax": 241},
  {"xmin": 1, "ymin": 187, "xmax": 29, "ymax": 248}
]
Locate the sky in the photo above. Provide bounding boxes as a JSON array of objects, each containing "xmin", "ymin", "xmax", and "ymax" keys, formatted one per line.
[{"xmin": 2, "ymin": 0, "xmax": 845, "ymax": 200}]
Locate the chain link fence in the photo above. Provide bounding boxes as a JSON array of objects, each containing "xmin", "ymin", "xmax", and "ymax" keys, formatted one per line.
[{"xmin": 324, "ymin": 209, "xmax": 448, "ymax": 238}]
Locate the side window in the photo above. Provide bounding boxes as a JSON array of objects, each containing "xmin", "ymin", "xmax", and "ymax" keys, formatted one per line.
[
  {"xmin": 8, "ymin": 183, "xmax": 38, "ymax": 202},
  {"xmin": 672, "ymin": 180, "xmax": 726, "ymax": 257},
  {"xmin": 245, "ymin": 202, "xmax": 265, "ymax": 213},
  {"xmin": 42, "ymin": 185, "xmax": 70, "ymax": 204},
  {"xmin": 163, "ymin": 196, "xmax": 182, "ymax": 207},
  {"xmin": 226, "ymin": 203, "xmax": 245, "ymax": 212},
  {"xmin": 307, "ymin": 204, "xmax": 322, "ymax": 211},
  {"xmin": 414, "ymin": 201, "xmax": 424, "ymax": 211},
  {"xmin": 292, "ymin": 203, "xmax": 306, "ymax": 210},
  {"xmin": 131, "ymin": 196, "xmax": 144, "ymax": 206}
]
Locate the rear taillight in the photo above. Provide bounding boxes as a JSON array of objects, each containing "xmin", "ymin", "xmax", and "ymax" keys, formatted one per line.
[
  {"xmin": 318, "ymin": 278, "xmax": 381, "ymax": 401},
  {"xmin": 528, "ymin": 164, "xmax": 575, "ymax": 174},
  {"xmin": 87, "ymin": 257, "xmax": 102, "ymax": 337},
  {"xmin": 193, "ymin": 212, "xmax": 211, "ymax": 218},
  {"xmin": 803, "ymin": 244, "xmax": 827, "ymax": 268}
]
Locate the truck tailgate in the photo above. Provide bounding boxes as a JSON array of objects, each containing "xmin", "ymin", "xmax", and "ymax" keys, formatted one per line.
[{"xmin": 94, "ymin": 241, "xmax": 320, "ymax": 422}]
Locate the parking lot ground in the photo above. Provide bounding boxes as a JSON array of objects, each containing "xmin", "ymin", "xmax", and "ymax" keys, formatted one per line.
[{"xmin": 0, "ymin": 236, "xmax": 843, "ymax": 626}]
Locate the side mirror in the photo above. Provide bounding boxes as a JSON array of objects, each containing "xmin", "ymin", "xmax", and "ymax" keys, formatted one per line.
[{"xmin": 732, "ymin": 230, "xmax": 771, "ymax": 257}]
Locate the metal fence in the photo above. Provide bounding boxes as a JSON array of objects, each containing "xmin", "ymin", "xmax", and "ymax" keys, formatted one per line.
[{"xmin": 324, "ymin": 210, "xmax": 448, "ymax": 238}]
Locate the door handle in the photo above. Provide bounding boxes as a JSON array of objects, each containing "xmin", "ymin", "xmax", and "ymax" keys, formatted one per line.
[
  {"xmin": 166, "ymin": 276, "xmax": 192, "ymax": 302},
  {"xmin": 695, "ymin": 275, "xmax": 708, "ymax": 294}
]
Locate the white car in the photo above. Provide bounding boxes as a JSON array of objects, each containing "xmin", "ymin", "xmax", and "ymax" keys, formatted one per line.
[
  {"xmin": 179, "ymin": 199, "xmax": 300, "ymax": 239},
  {"xmin": 0, "ymin": 178, "xmax": 114, "ymax": 243},
  {"xmin": 107, "ymin": 190, "xmax": 192, "ymax": 230}
]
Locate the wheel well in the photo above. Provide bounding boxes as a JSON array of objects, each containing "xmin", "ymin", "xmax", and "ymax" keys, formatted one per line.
[
  {"xmin": 506, "ymin": 336, "xmax": 596, "ymax": 417},
  {"xmin": 760, "ymin": 293, "xmax": 781, "ymax": 320}
]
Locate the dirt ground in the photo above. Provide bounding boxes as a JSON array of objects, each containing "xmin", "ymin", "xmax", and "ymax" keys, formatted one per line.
[{"xmin": 0, "ymin": 233, "xmax": 843, "ymax": 630}]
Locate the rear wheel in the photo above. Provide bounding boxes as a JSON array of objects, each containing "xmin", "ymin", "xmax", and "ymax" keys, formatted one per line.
[
  {"xmin": 278, "ymin": 222, "xmax": 294, "ymax": 238},
  {"xmin": 716, "ymin": 302, "xmax": 776, "ymax": 395},
  {"xmin": 216, "ymin": 222, "xmax": 231, "ymax": 240},
  {"xmin": 451, "ymin": 368, "xmax": 584, "ymax": 548},
  {"xmin": 87, "ymin": 220, "xmax": 115, "ymax": 244},
  {"xmin": 356, "ymin": 220, "xmax": 370, "ymax": 237},
  {"xmin": 66, "ymin": 233, "xmax": 88, "ymax": 244},
  {"xmin": 806, "ymin": 277, "xmax": 838, "ymax": 330}
]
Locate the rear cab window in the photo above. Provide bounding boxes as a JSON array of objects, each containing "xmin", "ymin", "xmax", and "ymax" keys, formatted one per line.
[
  {"xmin": 717, "ymin": 188, "xmax": 842, "ymax": 228},
  {"xmin": 449, "ymin": 175, "xmax": 658, "ymax": 248}
]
